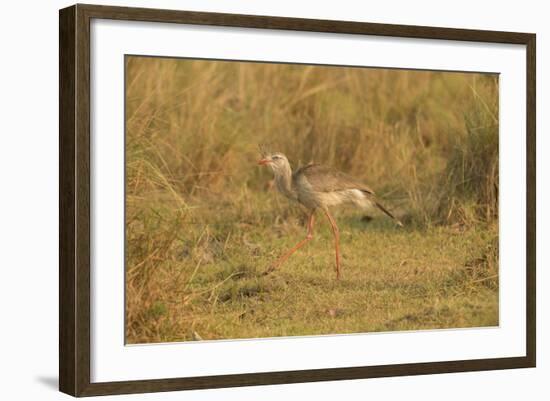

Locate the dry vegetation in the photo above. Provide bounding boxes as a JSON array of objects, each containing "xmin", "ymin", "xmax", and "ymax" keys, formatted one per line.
[{"xmin": 125, "ymin": 56, "xmax": 499, "ymax": 344}]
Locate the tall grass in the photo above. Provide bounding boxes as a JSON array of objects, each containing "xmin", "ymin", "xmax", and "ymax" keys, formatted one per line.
[
  {"xmin": 125, "ymin": 56, "xmax": 499, "ymax": 343},
  {"xmin": 126, "ymin": 57, "xmax": 498, "ymax": 226},
  {"xmin": 438, "ymin": 76, "xmax": 499, "ymax": 224}
]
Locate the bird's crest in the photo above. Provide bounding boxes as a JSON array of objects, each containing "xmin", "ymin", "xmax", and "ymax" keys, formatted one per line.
[
  {"xmin": 258, "ymin": 144, "xmax": 268, "ymax": 157},
  {"xmin": 258, "ymin": 143, "xmax": 278, "ymax": 158}
]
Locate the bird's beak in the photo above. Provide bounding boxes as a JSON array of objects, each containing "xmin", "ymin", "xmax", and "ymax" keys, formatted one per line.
[{"xmin": 258, "ymin": 158, "xmax": 271, "ymax": 165}]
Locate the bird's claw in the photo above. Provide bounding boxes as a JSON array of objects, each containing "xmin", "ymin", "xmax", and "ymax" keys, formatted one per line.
[{"xmin": 263, "ymin": 265, "xmax": 276, "ymax": 276}]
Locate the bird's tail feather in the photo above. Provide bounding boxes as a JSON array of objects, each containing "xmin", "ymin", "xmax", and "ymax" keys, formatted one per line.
[{"xmin": 373, "ymin": 199, "xmax": 403, "ymax": 227}]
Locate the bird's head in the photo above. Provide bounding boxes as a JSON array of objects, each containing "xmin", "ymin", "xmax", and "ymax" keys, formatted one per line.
[{"xmin": 258, "ymin": 152, "xmax": 290, "ymax": 172}]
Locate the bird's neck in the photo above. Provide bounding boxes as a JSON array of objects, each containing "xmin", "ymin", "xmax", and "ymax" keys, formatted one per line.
[{"xmin": 274, "ymin": 163, "xmax": 295, "ymax": 199}]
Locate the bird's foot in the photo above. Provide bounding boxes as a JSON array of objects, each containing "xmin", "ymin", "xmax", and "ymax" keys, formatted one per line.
[
  {"xmin": 263, "ymin": 265, "xmax": 277, "ymax": 276},
  {"xmin": 334, "ymin": 261, "xmax": 342, "ymax": 280}
]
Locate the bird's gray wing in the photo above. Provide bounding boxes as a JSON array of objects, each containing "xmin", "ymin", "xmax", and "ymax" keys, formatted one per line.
[{"xmin": 294, "ymin": 164, "xmax": 375, "ymax": 194}]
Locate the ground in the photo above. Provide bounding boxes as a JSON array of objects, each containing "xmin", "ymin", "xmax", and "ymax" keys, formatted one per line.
[{"xmin": 125, "ymin": 200, "xmax": 498, "ymax": 344}]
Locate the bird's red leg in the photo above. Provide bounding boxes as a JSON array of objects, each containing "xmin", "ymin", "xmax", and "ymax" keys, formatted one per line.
[
  {"xmin": 265, "ymin": 212, "xmax": 315, "ymax": 275},
  {"xmin": 323, "ymin": 210, "xmax": 341, "ymax": 280}
]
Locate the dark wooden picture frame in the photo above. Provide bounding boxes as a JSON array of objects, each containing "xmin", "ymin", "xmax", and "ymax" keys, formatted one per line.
[{"xmin": 59, "ymin": 3, "xmax": 536, "ymax": 397}]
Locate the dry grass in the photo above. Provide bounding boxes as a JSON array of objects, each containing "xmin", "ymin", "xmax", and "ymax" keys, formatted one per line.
[{"xmin": 125, "ymin": 56, "xmax": 499, "ymax": 344}]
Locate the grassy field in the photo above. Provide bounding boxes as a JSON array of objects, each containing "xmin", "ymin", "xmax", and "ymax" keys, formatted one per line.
[{"xmin": 125, "ymin": 56, "xmax": 499, "ymax": 344}]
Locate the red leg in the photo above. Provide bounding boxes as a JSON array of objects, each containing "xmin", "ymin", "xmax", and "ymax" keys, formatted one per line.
[
  {"xmin": 324, "ymin": 209, "xmax": 341, "ymax": 280},
  {"xmin": 265, "ymin": 212, "xmax": 315, "ymax": 275}
]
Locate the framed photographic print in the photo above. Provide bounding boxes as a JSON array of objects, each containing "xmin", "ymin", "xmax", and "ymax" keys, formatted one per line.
[{"xmin": 59, "ymin": 4, "xmax": 536, "ymax": 397}]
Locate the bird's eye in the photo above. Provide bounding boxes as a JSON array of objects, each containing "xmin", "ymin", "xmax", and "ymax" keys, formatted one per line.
[{"xmin": 272, "ymin": 155, "xmax": 281, "ymax": 160}]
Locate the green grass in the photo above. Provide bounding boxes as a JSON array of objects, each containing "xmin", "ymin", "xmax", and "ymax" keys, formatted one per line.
[
  {"xmin": 124, "ymin": 56, "xmax": 499, "ymax": 344},
  {"xmin": 126, "ymin": 198, "xmax": 498, "ymax": 343}
]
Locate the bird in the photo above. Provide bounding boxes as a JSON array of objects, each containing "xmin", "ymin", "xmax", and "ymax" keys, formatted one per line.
[{"xmin": 258, "ymin": 149, "xmax": 402, "ymax": 280}]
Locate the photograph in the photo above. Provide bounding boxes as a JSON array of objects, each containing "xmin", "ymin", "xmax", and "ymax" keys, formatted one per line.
[{"xmin": 124, "ymin": 55, "xmax": 499, "ymax": 344}]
